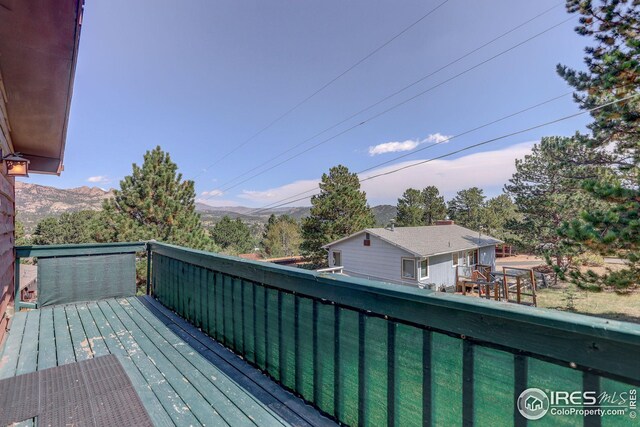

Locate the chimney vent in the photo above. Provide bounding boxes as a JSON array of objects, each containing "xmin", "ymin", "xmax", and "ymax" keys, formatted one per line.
[
  {"xmin": 390, "ymin": 219, "xmax": 396, "ymax": 231},
  {"xmin": 435, "ymin": 220, "xmax": 454, "ymax": 226}
]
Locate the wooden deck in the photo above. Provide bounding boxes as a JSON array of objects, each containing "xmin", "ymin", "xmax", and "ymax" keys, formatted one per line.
[{"xmin": 0, "ymin": 297, "xmax": 336, "ymax": 427}]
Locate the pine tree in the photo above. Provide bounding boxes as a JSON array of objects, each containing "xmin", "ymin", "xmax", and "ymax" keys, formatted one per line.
[
  {"xmin": 211, "ymin": 216, "xmax": 254, "ymax": 254},
  {"xmin": 102, "ymin": 146, "xmax": 212, "ymax": 250},
  {"xmin": 504, "ymin": 137, "xmax": 603, "ymax": 269},
  {"xmin": 556, "ymin": 0, "xmax": 640, "ymax": 289},
  {"xmin": 396, "ymin": 188, "xmax": 424, "ymax": 226},
  {"xmin": 15, "ymin": 220, "xmax": 29, "ymax": 246},
  {"xmin": 32, "ymin": 211, "xmax": 102, "ymax": 245},
  {"xmin": 301, "ymin": 165, "xmax": 375, "ymax": 266},
  {"xmin": 483, "ymin": 194, "xmax": 518, "ymax": 241},
  {"xmin": 261, "ymin": 215, "xmax": 301, "ymax": 257},
  {"xmin": 422, "ymin": 186, "xmax": 447, "ymax": 225},
  {"xmin": 396, "ymin": 186, "xmax": 446, "ymax": 226},
  {"xmin": 447, "ymin": 187, "xmax": 486, "ymax": 230}
]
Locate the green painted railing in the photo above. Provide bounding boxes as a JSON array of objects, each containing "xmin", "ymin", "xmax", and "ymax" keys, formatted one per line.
[
  {"xmin": 15, "ymin": 242, "xmax": 145, "ymax": 309},
  {"xmin": 148, "ymin": 242, "xmax": 640, "ymax": 426}
]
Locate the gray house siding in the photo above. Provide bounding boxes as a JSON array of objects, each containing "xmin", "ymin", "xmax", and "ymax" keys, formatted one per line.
[
  {"xmin": 426, "ymin": 253, "xmax": 456, "ymax": 289},
  {"xmin": 328, "ymin": 235, "xmax": 498, "ymax": 289},
  {"xmin": 328, "ymin": 234, "xmax": 417, "ymax": 286},
  {"xmin": 479, "ymin": 245, "xmax": 496, "ymax": 268}
]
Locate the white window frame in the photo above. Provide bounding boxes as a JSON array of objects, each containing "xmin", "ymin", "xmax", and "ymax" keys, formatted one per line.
[
  {"xmin": 419, "ymin": 258, "xmax": 429, "ymax": 279},
  {"xmin": 401, "ymin": 257, "xmax": 416, "ymax": 280},
  {"xmin": 332, "ymin": 250, "xmax": 342, "ymax": 267}
]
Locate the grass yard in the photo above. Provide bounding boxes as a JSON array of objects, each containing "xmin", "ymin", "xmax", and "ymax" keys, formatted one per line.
[
  {"xmin": 496, "ymin": 255, "xmax": 640, "ymax": 324},
  {"xmin": 537, "ymin": 283, "xmax": 640, "ymax": 324}
]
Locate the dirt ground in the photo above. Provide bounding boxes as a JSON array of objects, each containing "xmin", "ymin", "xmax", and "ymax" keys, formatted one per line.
[{"xmin": 496, "ymin": 255, "xmax": 640, "ymax": 324}]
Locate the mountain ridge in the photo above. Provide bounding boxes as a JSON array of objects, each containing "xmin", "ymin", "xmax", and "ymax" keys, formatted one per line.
[{"xmin": 16, "ymin": 182, "xmax": 397, "ymax": 232}]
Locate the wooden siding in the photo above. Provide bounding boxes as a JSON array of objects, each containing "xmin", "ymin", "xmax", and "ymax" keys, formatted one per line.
[
  {"xmin": 0, "ymin": 77, "xmax": 14, "ymax": 346},
  {"xmin": 328, "ymin": 234, "xmax": 417, "ymax": 285}
]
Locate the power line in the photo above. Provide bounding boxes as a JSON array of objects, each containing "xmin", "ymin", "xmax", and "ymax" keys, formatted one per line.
[
  {"xmin": 205, "ymin": 2, "xmax": 563, "ymax": 193},
  {"xmin": 242, "ymin": 93, "xmax": 638, "ymax": 216},
  {"xmin": 200, "ymin": 13, "xmax": 574, "ymax": 202},
  {"xmin": 193, "ymin": 0, "xmax": 452, "ymax": 179},
  {"xmin": 253, "ymin": 91, "xmax": 572, "ymax": 210}
]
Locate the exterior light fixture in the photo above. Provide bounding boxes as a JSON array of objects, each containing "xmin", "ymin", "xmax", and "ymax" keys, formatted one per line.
[{"xmin": 1, "ymin": 150, "xmax": 30, "ymax": 177}]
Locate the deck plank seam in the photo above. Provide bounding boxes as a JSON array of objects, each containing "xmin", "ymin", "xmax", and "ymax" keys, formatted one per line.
[
  {"xmin": 84, "ymin": 302, "xmax": 177, "ymax": 427},
  {"xmin": 122, "ymin": 298, "xmax": 256, "ymax": 424},
  {"xmin": 125, "ymin": 296, "xmax": 289, "ymax": 427},
  {"xmin": 104, "ymin": 299, "xmax": 229, "ymax": 427},
  {"xmin": 112, "ymin": 298, "xmax": 240, "ymax": 426},
  {"xmin": 93, "ymin": 300, "xmax": 191, "ymax": 426},
  {"xmin": 142, "ymin": 297, "xmax": 332, "ymax": 427},
  {"xmin": 141, "ymin": 297, "xmax": 310, "ymax": 424}
]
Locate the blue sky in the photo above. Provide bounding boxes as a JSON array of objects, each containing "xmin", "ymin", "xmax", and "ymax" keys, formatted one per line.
[{"xmin": 23, "ymin": 0, "xmax": 591, "ymax": 207}]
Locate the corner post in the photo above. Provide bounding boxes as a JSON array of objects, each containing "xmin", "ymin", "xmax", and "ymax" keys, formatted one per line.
[
  {"xmin": 146, "ymin": 242, "xmax": 152, "ymax": 296},
  {"xmin": 14, "ymin": 253, "xmax": 20, "ymax": 311}
]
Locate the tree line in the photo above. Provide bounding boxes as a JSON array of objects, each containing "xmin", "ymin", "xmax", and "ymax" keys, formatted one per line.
[{"xmin": 21, "ymin": 147, "xmax": 304, "ymax": 259}]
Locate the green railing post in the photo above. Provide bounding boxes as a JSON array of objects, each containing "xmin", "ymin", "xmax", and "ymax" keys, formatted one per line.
[
  {"xmin": 146, "ymin": 242, "xmax": 152, "ymax": 296},
  {"xmin": 14, "ymin": 253, "xmax": 20, "ymax": 312}
]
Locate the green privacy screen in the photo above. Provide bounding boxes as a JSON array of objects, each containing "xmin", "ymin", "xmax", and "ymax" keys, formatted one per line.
[
  {"xmin": 38, "ymin": 254, "xmax": 136, "ymax": 307},
  {"xmin": 149, "ymin": 243, "xmax": 640, "ymax": 426}
]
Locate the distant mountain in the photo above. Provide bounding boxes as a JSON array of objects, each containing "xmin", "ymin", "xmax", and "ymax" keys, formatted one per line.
[
  {"xmin": 16, "ymin": 182, "xmax": 114, "ymax": 232},
  {"xmin": 16, "ymin": 182, "xmax": 397, "ymax": 232},
  {"xmin": 196, "ymin": 203, "xmax": 397, "ymax": 227}
]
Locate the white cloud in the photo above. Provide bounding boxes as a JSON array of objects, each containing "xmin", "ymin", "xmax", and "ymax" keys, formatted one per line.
[
  {"xmin": 360, "ymin": 141, "xmax": 534, "ymax": 204},
  {"xmin": 201, "ymin": 189, "xmax": 224, "ymax": 197},
  {"xmin": 237, "ymin": 142, "xmax": 535, "ymax": 207},
  {"xmin": 368, "ymin": 132, "xmax": 453, "ymax": 156},
  {"xmin": 87, "ymin": 176, "xmax": 109, "ymax": 184},
  {"xmin": 424, "ymin": 132, "xmax": 452, "ymax": 144},
  {"xmin": 368, "ymin": 139, "xmax": 420, "ymax": 156},
  {"xmin": 196, "ymin": 198, "xmax": 244, "ymax": 208},
  {"xmin": 239, "ymin": 179, "xmax": 320, "ymax": 205}
]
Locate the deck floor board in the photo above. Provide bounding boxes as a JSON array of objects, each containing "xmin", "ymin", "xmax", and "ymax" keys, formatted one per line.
[
  {"xmin": 85, "ymin": 301, "xmax": 175, "ymax": 427},
  {"xmin": 0, "ymin": 297, "xmax": 332, "ymax": 427},
  {"xmin": 125, "ymin": 297, "xmax": 287, "ymax": 427}
]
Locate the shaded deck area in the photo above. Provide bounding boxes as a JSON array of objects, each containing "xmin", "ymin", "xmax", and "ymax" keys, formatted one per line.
[{"xmin": 0, "ymin": 296, "xmax": 335, "ymax": 427}]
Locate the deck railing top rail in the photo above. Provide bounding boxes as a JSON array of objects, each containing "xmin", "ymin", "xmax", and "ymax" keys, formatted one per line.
[{"xmin": 148, "ymin": 242, "xmax": 640, "ymax": 345}]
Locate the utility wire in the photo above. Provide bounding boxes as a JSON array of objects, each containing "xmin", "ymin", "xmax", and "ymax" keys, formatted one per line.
[
  {"xmin": 241, "ymin": 93, "xmax": 639, "ymax": 216},
  {"xmin": 204, "ymin": 2, "xmax": 563, "ymax": 193},
  {"xmin": 254, "ymin": 91, "xmax": 573, "ymax": 210},
  {"xmin": 200, "ymin": 13, "xmax": 574, "ymax": 202},
  {"xmin": 193, "ymin": 0, "xmax": 452, "ymax": 178}
]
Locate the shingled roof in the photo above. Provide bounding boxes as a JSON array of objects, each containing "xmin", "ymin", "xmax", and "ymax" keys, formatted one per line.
[{"xmin": 323, "ymin": 224, "xmax": 503, "ymax": 257}]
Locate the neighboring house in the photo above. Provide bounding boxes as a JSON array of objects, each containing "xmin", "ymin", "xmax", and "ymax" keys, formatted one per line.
[{"xmin": 322, "ymin": 221, "xmax": 503, "ymax": 289}]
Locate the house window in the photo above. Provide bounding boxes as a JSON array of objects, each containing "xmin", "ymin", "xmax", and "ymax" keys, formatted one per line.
[
  {"xmin": 419, "ymin": 258, "xmax": 429, "ymax": 279},
  {"xmin": 402, "ymin": 258, "xmax": 416, "ymax": 280},
  {"xmin": 452, "ymin": 252, "xmax": 459, "ymax": 267},
  {"xmin": 365, "ymin": 232, "xmax": 370, "ymax": 240},
  {"xmin": 468, "ymin": 249, "xmax": 478, "ymax": 266},
  {"xmin": 332, "ymin": 251, "xmax": 342, "ymax": 267}
]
